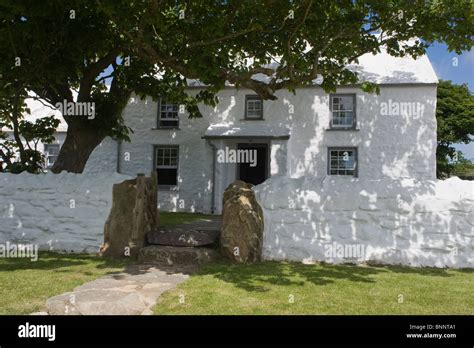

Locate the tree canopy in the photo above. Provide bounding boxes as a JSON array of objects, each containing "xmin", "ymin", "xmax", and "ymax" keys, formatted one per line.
[
  {"xmin": 0, "ymin": 0, "xmax": 473, "ymax": 172},
  {"xmin": 436, "ymin": 80, "xmax": 474, "ymax": 178}
]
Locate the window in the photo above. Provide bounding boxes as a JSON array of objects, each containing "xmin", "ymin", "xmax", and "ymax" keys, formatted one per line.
[
  {"xmin": 330, "ymin": 94, "xmax": 356, "ymax": 128},
  {"xmin": 158, "ymin": 99, "xmax": 179, "ymax": 128},
  {"xmin": 245, "ymin": 95, "xmax": 263, "ymax": 119},
  {"xmin": 328, "ymin": 147, "xmax": 358, "ymax": 177},
  {"xmin": 44, "ymin": 144, "xmax": 60, "ymax": 169},
  {"xmin": 155, "ymin": 146, "xmax": 179, "ymax": 186}
]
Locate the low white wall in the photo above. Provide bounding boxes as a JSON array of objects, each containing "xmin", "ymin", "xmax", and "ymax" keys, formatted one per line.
[
  {"xmin": 0, "ymin": 173, "xmax": 132, "ymax": 253},
  {"xmin": 254, "ymin": 176, "xmax": 474, "ymax": 268}
]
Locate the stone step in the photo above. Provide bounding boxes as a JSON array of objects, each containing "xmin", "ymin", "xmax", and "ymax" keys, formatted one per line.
[
  {"xmin": 146, "ymin": 228, "xmax": 219, "ymax": 247},
  {"xmin": 138, "ymin": 245, "xmax": 221, "ymax": 266}
]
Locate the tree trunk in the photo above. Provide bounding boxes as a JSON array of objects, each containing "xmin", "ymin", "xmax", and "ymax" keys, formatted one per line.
[
  {"xmin": 48, "ymin": 74, "xmax": 131, "ymax": 173},
  {"xmin": 51, "ymin": 126, "xmax": 105, "ymax": 173}
]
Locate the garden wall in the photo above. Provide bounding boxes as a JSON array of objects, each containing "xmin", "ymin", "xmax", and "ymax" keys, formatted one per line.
[
  {"xmin": 0, "ymin": 173, "xmax": 132, "ymax": 253},
  {"xmin": 254, "ymin": 176, "xmax": 474, "ymax": 268}
]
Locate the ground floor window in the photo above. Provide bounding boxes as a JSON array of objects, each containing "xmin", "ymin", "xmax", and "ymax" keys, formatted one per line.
[
  {"xmin": 328, "ymin": 147, "xmax": 358, "ymax": 177},
  {"xmin": 155, "ymin": 146, "xmax": 179, "ymax": 186},
  {"xmin": 44, "ymin": 144, "xmax": 60, "ymax": 169}
]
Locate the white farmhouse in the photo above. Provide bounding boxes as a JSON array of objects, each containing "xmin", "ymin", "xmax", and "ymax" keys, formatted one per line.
[
  {"xmin": 13, "ymin": 49, "xmax": 438, "ymax": 214},
  {"xmin": 83, "ymin": 48, "xmax": 438, "ymax": 214},
  {"xmin": 2, "ymin": 49, "xmax": 473, "ymax": 268}
]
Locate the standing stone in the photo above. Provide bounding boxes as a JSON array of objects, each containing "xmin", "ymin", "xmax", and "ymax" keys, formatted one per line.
[
  {"xmin": 101, "ymin": 172, "xmax": 158, "ymax": 259},
  {"xmin": 220, "ymin": 180, "xmax": 264, "ymax": 263}
]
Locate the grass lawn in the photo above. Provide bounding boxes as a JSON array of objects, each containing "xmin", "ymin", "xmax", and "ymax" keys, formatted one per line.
[
  {"xmin": 154, "ymin": 261, "xmax": 474, "ymax": 315},
  {"xmin": 159, "ymin": 212, "xmax": 217, "ymax": 227},
  {"xmin": 0, "ymin": 252, "xmax": 131, "ymax": 315}
]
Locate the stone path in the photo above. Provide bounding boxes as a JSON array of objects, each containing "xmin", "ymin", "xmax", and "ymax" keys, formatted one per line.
[
  {"xmin": 34, "ymin": 217, "xmax": 223, "ymax": 315},
  {"xmin": 39, "ymin": 264, "xmax": 195, "ymax": 315}
]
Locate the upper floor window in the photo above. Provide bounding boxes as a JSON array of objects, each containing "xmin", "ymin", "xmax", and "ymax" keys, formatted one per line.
[
  {"xmin": 158, "ymin": 99, "xmax": 179, "ymax": 128},
  {"xmin": 328, "ymin": 147, "xmax": 358, "ymax": 177},
  {"xmin": 330, "ymin": 94, "xmax": 356, "ymax": 128},
  {"xmin": 245, "ymin": 95, "xmax": 263, "ymax": 119},
  {"xmin": 44, "ymin": 144, "xmax": 60, "ymax": 169}
]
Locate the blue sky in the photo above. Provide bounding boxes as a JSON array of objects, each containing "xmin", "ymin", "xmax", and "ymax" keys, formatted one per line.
[{"xmin": 426, "ymin": 43, "xmax": 474, "ymax": 160}]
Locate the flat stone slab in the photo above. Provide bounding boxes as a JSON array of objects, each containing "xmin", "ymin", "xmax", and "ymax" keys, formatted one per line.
[
  {"xmin": 138, "ymin": 245, "xmax": 220, "ymax": 266},
  {"xmin": 180, "ymin": 217, "xmax": 222, "ymax": 231},
  {"xmin": 147, "ymin": 228, "xmax": 219, "ymax": 247},
  {"xmin": 45, "ymin": 265, "xmax": 189, "ymax": 315}
]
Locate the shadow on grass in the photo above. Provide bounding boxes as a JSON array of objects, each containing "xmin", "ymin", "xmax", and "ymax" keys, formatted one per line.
[
  {"xmin": 0, "ymin": 251, "xmax": 132, "ymax": 272},
  {"xmin": 0, "ymin": 251, "xmax": 198, "ymax": 278},
  {"xmin": 195, "ymin": 260, "xmax": 462, "ymax": 292}
]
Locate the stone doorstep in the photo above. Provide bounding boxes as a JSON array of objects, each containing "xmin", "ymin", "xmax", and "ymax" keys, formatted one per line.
[
  {"xmin": 138, "ymin": 245, "xmax": 221, "ymax": 266},
  {"xmin": 146, "ymin": 228, "xmax": 220, "ymax": 247}
]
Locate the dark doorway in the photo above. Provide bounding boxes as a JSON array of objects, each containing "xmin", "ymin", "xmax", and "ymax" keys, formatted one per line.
[{"xmin": 237, "ymin": 143, "xmax": 268, "ymax": 185}]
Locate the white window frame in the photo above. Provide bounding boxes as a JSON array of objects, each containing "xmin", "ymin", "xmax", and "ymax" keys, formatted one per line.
[
  {"xmin": 158, "ymin": 99, "xmax": 179, "ymax": 128},
  {"xmin": 330, "ymin": 94, "xmax": 356, "ymax": 129},
  {"xmin": 154, "ymin": 146, "xmax": 179, "ymax": 186},
  {"xmin": 328, "ymin": 147, "xmax": 358, "ymax": 177},
  {"xmin": 245, "ymin": 95, "xmax": 263, "ymax": 119},
  {"xmin": 44, "ymin": 144, "xmax": 60, "ymax": 169}
]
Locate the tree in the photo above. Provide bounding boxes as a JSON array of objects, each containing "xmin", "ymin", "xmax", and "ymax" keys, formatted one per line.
[
  {"xmin": 436, "ymin": 80, "xmax": 474, "ymax": 178},
  {"xmin": 451, "ymin": 154, "xmax": 474, "ymax": 180},
  {"xmin": 0, "ymin": 74, "xmax": 59, "ymax": 173},
  {"xmin": 1, "ymin": 0, "xmax": 473, "ymax": 173}
]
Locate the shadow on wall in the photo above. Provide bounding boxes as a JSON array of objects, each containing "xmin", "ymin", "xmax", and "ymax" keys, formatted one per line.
[
  {"xmin": 284, "ymin": 81, "xmax": 436, "ymax": 180},
  {"xmin": 254, "ymin": 175, "xmax": 473, "ymax": 268},
  {"xmin": 249, "ymin": 75, "xmax": 463, "ymax": 268}
]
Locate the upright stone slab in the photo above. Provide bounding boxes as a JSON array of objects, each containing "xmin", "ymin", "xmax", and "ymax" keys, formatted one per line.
[
  {"xmin": 101, "ymin": 172, "xmax": 158, "ymax": 259},
  {"xmin": 220, "ymin": 180, "xmax": 264, "ymax": 263}
]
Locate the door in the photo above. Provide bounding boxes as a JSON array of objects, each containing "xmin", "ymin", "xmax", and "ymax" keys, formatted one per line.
[{"xmin": 237, "ymin": 143, "xmax": 268, "ymax": 185}]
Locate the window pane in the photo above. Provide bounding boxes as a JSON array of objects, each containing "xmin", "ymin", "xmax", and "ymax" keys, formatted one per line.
[
  {"xmin": 45, "ymin": 144, "xmax": 59, "ymax": 155},
  {"xmin": 156, "ymin": 168, "xmax": 177, "ymax": 185},
  {"xmin": 44, "ymin": 144, "xmax": 60, "ymax": 168},
  {"xmin": 338, "ymin": 96, "xmax": 353, "ymax": 111},
  {"xmin": 331, "ymin": 95, "xmax": 355, "ymax": 128},
  {"xmin": 329, "ymin": 149, "xmax": 356, "ymax": 176},
  {"xmin": 160, "ymin": 99, "xmax": 179, "ymax": 125},
  {"xmin": 246, "ymin": 97, "xmax": 262, "ymax": 118},
  {"xmin": 156, "ymin": 146, "xmax": 179, "ymax": 184},
  {"xmin": 332, "ymin": 111, "xmax": 353, "ymax": 127}
]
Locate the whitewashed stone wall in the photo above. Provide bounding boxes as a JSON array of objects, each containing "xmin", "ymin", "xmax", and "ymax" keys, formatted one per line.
[
  {"xmin": 254, "ymin": 176, "xmax": 474, "ymax": 268},
  {"xmin": 0, "ymin": 172, "xmax": 132, "ymax": 253}
]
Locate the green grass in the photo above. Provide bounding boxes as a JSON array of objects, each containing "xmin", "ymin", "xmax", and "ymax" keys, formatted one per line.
[
  {"xmin": 159, "ymin": 212, "xmax": 217, "ymax": 227},
  {"xmin": 154, "ymin": 261, "xmax": 474, "ymax": 315},
  {"xmin": 0, "ymin": 252, "xmax": 131, "ymax": 315}
]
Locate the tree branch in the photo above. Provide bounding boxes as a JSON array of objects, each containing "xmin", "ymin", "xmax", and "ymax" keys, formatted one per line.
[{"xmin": 78, "ymin": 48, "xmax": 121, "ymax": 102}]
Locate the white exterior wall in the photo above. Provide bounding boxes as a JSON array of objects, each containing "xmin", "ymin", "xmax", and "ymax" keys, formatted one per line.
[
  {"xmin": 253, "ymin": 176, "xmax": 474, "ymax": 268},
  {"xmin": 0, "ymin": 172, "xmax": 132, "ymax": 252},
  {"xmin": 84, "ymin": 137, "xmax": 120, "ymax": 175},
  {"xmin": 85, "ymin": 84, "xmax": 437, "ymax": 214}
]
